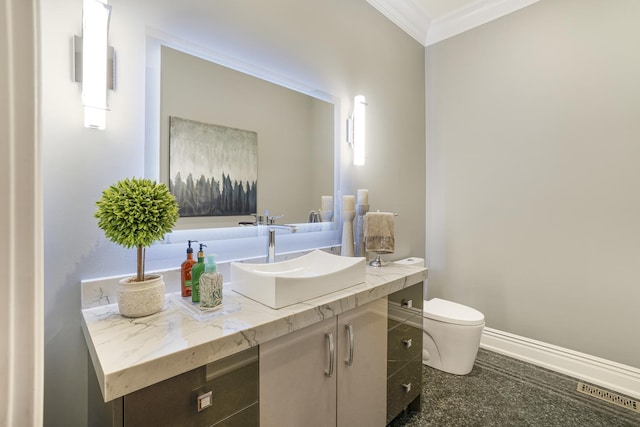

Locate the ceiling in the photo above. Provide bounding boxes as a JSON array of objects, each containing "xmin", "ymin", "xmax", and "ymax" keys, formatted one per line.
[{"xmin": 367, "ymin": 0, "xmax": 540, "ymax": 46}]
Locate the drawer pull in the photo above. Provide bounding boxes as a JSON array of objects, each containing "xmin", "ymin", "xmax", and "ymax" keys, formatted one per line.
[
  {"xmin": 197, "ymin": 391, "xmax": 213, "ymax": 412},
  {"xmin": 325, "ymin": 332, "xmax": 335, "ymax": 377},
  {"xmin": 401, "ymin": 383, "xmax": 412, "ymax": 393},
  {"xmin": 345, "ymin": 324, "xmax": 354, "ymax": 366},
  {"xmin": 401, "ymin": 299, "xmax": 413, "ymax": 308},
  {"xmin": 402, "ymin": 338, "xmax": 412, "ymax": 348}
]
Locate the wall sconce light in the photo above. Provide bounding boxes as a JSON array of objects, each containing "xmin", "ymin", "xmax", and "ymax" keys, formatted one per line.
[
  {"xmin": 347, "ymin": 95, "xmax": 366, "ymax": 165},
  {"xmin": 73, "ymin": 0, "xmax": 114, "ymax": 129}
]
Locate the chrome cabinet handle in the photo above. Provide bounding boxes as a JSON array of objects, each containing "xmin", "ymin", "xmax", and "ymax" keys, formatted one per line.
[
  {"xmin": 325, "ymin": 332, "xmax": 335, "ymax": 377},
  {"xmin": 402, "ymin": 338, "xmax": 412, "ymax": 348},
  {"xmin": 196, "ymin": 391, "xmax": 213, "ymax": 412},
  {"xmin": 345, "ymin": 324, "xmax": 354, "ymax": 366},
  {"xmin": 401, "ymin": 299, "xmax": 413, "ymax": 308}
]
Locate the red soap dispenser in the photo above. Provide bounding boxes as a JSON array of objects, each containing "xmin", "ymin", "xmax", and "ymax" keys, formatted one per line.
[{"xmin": 180, "ymin": 240, "xmax": 198, "ymax": 297}]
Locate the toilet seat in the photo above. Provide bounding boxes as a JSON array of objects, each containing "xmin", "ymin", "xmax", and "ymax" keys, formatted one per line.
[{"xmin": 423, "ymin": 298, "xmax": 484, "ymax": 326}]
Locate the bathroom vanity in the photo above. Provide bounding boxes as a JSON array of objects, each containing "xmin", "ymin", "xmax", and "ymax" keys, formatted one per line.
[{"xmin": 82, "ymin": 261, "xmax": 427, "ymax": 426}]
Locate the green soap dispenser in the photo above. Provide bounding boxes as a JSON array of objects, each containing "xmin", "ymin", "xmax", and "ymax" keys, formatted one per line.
[{"xmin": 191, "ymin": 243, "xmax": 207, "ymax": 303}]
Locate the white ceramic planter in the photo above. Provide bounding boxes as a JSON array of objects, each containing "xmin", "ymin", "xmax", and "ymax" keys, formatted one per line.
[{"xmin": 117, "ymin": 274, "xmax": 165, "ymax": 317}]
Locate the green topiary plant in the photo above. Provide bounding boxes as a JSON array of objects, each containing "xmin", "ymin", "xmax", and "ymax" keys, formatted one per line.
[{"xmin": 95, "ymin": 177, "xmax": 179, "ymax": 282}]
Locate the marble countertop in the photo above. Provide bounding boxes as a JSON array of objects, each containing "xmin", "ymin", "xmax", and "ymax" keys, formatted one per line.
[{"xmin": 82, "ymin": 262, "xmax": 427, "ymax": 402}]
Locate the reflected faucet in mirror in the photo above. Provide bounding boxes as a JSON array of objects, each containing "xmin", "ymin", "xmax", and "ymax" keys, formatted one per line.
[{"xmin": 308, "ymin": 211, "xmax": 321, "ymax": 223}]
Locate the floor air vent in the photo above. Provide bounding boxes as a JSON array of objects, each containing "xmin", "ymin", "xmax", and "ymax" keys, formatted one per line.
[{"xmin": 577, "ymin": 382, "xmax": 639, "ymax": 413}]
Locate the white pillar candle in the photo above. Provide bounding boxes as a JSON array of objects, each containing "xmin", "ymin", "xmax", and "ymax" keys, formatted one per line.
[
  {"xmin": 343, "ymin": 195, "xmax": 355, "ymax": 212},
  {"xmin": 321, "ymin": 196, "xmax": 333, "ymax": 211},
  {"xmin": 357, "ymin": 189, "xmax": 369, "ymax": 205}
]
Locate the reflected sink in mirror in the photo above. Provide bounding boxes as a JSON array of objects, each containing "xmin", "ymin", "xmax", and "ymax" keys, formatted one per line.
[{"xmin": 230, "ymin": 250, "xmax": 365, "ymax": 309}]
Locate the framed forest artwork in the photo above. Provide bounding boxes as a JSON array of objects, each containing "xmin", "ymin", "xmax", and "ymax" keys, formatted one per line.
[{"xmin": 169, "ymin": 116, "xmax": 258, "ymax": 217}]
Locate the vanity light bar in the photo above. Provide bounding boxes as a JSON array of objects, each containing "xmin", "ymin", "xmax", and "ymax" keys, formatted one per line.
[
  {"xmin": 80, "ymin": 0, "xmax": 112, "ymax": 129},
  {"xmin": 353, "ymin": 95, "xmax": 366, "ymax": 166}
]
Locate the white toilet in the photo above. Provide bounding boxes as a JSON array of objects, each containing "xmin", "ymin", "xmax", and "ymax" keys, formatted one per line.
[{"xmin": 422, "ymin": 298, "xmax": 485, "ymax": 375}]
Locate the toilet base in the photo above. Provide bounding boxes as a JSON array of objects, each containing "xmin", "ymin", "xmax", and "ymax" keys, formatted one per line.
[
  {"xmin": 422, "ymin": 320, "xmax": 484, "ymax": 376},
  {"xmin": 423, "ymin": 351, "xmax": 474, "ymax": 375}
]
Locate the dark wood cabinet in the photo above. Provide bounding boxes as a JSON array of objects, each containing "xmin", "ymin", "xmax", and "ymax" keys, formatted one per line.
[
  {"xmin": 90, "ymin": 347, "xmax": 259, "ymax": 427},
  {"xmin": 386, "ymin": 283, "xmax": 423, "ymax": 424}
]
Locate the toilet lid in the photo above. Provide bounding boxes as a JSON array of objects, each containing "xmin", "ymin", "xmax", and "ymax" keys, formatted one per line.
[{"xmin": 423, "ymin": 298, "xmax": 485, "ymax": 326}]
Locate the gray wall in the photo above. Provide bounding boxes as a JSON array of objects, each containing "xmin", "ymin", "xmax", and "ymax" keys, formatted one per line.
[
  {"xmin": 426, "ymin": 0, "xmax": 640, "ymax": 368},
  {"xmin": 40, "ymin": 0, "xmax": 425, "ymax": 425}
]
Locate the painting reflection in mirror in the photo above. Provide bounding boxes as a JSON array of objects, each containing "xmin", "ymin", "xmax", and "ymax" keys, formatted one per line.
[{"xmin": 169, "ymin": 116, "xmax": 258, "ymax": 217}]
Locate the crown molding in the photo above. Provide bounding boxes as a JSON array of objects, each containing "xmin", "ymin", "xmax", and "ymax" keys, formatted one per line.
[
  {"xmin": 368, "ymin": 0, "xmax": 540, "ymax": 47},
  {"xmin": 367, "ymin": 0, "xmax": 431, "ymax": 46},
  {"xmin": 426, "ymin": 0, "xmax": 540, "ymax": 45}
]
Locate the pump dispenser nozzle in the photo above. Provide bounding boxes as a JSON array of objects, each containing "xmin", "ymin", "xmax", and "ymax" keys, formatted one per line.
[
  {"xmin": 186, "ymin": 240, "xmax": 198, "ymax": 254},
  {"xmin": 198, "ymin": 243, "xmax": 207, "ymax": 256}
]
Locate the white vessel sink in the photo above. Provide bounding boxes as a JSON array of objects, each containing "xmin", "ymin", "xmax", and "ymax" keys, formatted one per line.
[{"xmin": 230, "ymin": 250, "xmax": 366, "ymax": 309}]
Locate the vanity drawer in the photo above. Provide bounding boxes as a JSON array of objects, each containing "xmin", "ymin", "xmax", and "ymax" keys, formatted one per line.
[
  {"xmin": 388, "ymin": 283, "xmax": 423, "ymax": 324},
  {"xmin": 386, "ymin": 360, "xmax": 422, "ymax": 424},
  {"xmin": 388, "ymin": 283, "xmax": 423, "ymax": 309},
  {"xmin": 211, "ymin": 401, "xmax": 259, "ymax": 427},
  {"xmin": 387, "ymin": 315, "xmax": 422, "ymax": 377},
  {"xmin": 123, "ymin": 347, "xmax": 258, "ymax": 427}
]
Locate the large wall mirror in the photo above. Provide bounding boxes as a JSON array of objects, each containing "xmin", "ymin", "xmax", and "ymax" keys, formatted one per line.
[{"xmin": 146, "ymin": 38, "xmax": 337, "ymax": 232}]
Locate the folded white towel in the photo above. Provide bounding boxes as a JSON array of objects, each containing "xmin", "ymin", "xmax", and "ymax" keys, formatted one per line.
[{"xmin": 364, "ymin": 212, "xmax": 394, "ymax": 253}]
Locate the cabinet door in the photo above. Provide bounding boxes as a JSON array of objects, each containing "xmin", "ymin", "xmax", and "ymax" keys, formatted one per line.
[
  {"xmin": 260, "ymin": 316, "xmax": 337, "ymax": 427},
  {"xmin": 337, "ymin": 297, "xmax": 388, "ymax": 427}
]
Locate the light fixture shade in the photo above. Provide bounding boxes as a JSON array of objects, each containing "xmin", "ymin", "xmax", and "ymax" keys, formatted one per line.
[
  {"xmin": 353, "ymin": 95, "xmax": 366, "ymax": 165},
  {"xmin": 82, "ymin": 0, "xmax": 111, "ymax": 129}
]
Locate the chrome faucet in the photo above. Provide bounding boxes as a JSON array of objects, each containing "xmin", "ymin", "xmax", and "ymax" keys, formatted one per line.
[
  {"xmin": 266, "ymin": 224, "xmax": 298, "ymax": 263},
  {"xmin": 239, "ymin": 211, "xmax": 298, "ymax": 262}
]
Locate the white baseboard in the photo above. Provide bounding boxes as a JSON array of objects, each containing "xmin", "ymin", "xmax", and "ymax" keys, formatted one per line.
[{"xmin": 480, "ymin": 327, "xmax": 640, "ymax": 400}]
